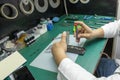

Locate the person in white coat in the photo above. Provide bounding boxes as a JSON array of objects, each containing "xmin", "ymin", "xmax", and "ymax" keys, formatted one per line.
[{"xmin": 51, "ymin": 20, "xmax": 120, "ymax": 80}]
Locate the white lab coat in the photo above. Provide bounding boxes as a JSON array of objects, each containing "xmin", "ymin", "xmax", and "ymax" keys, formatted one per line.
[{"xmin": 57, "ymin": 20, "xmax": 120, "ymax": 80}]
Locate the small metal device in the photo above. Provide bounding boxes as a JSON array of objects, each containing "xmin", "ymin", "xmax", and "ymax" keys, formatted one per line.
[
  {"xmin": 75, "ymin": 24, "xmax": 79, "ymax": 42},
  {"xmin": 66, "ymin": 31, "xmax": 85, "ymax": 55},
  {"xmin": 67, "ymin": 45, "xmax": 85, "ymax": 55}
]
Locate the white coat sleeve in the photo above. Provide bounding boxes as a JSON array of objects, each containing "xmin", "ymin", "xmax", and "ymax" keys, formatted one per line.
[
  {"xmin": 57, "ymin": 58, "xmax": 120, "ymax": 80},
  {"xmin": 101, "ymin": 20, "xmax": 120, "ymax": 38}
]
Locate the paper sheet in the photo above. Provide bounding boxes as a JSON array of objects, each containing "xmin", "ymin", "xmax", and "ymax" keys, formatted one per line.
[
  {"xmin": 30, "ymin": 34, "xmax": 86, "ymax": 72},
  {"xmin": 0, "ymin": 51, "xmax": 26, "ymax": 80}
]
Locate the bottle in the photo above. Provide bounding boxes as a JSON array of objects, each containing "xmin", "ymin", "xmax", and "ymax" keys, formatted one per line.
[
  {"xmin": 40, "ymin": 18, "xmax": 47, "ymax": 34},
  {"xmin": 47, "ymin": 18, "xmax": 54, "ymax": 31}
]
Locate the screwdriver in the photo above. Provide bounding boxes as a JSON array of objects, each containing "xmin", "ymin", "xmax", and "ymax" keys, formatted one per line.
[{"xmin": 74, "ymin": 23, "xmax": 80, "ymax": 46}]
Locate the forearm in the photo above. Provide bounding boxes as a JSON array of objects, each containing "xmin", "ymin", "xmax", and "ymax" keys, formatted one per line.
[
  {"xmin": 52, "ymin": 48, "xmax": 67, "ymax": 66},
  {"xmin": 58, "ymin": 58, "xmax": 120, "ymax": 80},
  {"xmin": 91, "ymin": 19, "xmax": 120, "ymax": 38},
  {"xmin": 51, "ymin": 31, "xmax": 67, "ymax": 66},
  {"xmin": 101, "ymin": 20, "xmax": 120, "ymax": 38},
  {"xmin": 58, "ymin": 58, "xmax": 96, "ymax": 80},
  {"xmin": 92, "ymin": 28, "xmax": 104, "ymax": 38}
]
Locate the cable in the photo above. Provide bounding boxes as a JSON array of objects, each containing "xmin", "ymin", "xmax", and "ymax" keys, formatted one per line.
[
  {"xmin": 69, "ymin": 0, "xmax": 79, "ymax": 4},
  {"xmin": 0, "ymin": 3, "xmax": 18, "ymax": 19},
  {"xmin": 80, "ymin": 0, "xmax": 90, "ymax": 4},
  {"xmin": 49, "ymin": 0, "xmax": 60, "ymax": 8},
  {"xmin": 34, "ymin": 0, "xmax": 48, "ymax": 13},
  {"xmin": 63, "ymin": 0, "xmax": 68, "ymax": 16},
  {"xmin": 19, "ymin": 0, "xmax": 34, "ymax": 15}
]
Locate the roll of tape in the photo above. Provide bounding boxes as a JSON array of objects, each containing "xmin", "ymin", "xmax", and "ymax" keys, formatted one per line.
[
  {"xmin": 19, "ymin": 0, "xmax": 34, "ymax": 15},
  {"xmin": 22, "ymin": 0, "xmax": 29, "ymax": 5},
  {"xmin": 49, "ymin": 0, "xmax": 60, "ymax": 8},
  {"xmin": 0, "ymin": 3, "xmax": 18, "ymax": 19},
  {"xmin": 34, "ymin": 0, "xmax": 48, "ymax": 13},
  {"xmin": 80, "ymin": 0, "xmax": 90, "ymax": 4},
  {"xmin": 69, "ymin": 0, "xmax": 79, "ymax": 4}
]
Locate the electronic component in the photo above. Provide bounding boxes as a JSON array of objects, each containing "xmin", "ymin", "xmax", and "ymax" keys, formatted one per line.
[
  {"xmin": 67, "ymin": 45, "xmax": 85, "ymax": 55},
  {"xmin": 24, "ymin": 34, "xmax": 35, "ymax": 46}
]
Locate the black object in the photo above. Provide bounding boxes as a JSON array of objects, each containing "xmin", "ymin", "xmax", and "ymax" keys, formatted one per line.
[
  {"xmin": 67, "ymin": 45, "xmax": 85, "ymax": 55},
  {"xmin": 24, "ymin": 35, "xmax": 35, "ymax": 46},
  {"xmin": 12, "ymin": 66, "xmax": 35, "ymax": 80}
]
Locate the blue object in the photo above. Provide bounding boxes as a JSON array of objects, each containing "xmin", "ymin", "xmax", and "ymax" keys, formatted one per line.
[
  {"xmin": 52, "ymin": 17, "xmax": 59, "ymax": 22},
  {"xmin": 47, "ymin": 21, "xmax": 54, "ymax": 31},
  {"xmin": 100, "ymin": 17, "xmax": 112, "ymax": 20},
  {"xmin": 83, "ymin": 15, "xmax": 93, "ymax": 20},
  {"xmin": 83, "ymin": 15, "xmax": 87, "ymax": 20},
  {"xmin": 96, "ymin": 58, "xmax": 119, "ymax": 77}
]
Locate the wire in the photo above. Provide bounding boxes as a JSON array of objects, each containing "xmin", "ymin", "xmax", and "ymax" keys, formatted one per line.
[
  {"xmin": 63, "ymin": 0, "xmax": 68, "ymax": 16},
  {"xmin": 19, "ymin": 0, "xmax": 34, "ymax": 15},
  {"xmin": 34, "ymin": 0, "xmax": 48, "ymax": 13},
  {"xmin": 0, "ymin": 3, "xmax": 18, "ymax": 19}
]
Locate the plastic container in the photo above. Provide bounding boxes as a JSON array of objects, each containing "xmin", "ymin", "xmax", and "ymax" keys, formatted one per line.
[{"xmin": 47, "ymin": 18, "xmax": 54, "ymax": 31}]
